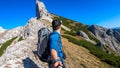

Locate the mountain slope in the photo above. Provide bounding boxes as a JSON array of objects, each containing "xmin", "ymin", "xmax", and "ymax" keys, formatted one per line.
[
  {"xmin": 0, "ymin": 0, "xmax": 119, "ymax": 68},
  {"xmin": 62, "ymin": 37, "xmax": 112, "ymax": 68},
  {"xmin": 53, "ymin": 15, "xmax": 120, "ymax": 67},
  {"xmin": 0, "ymin": 35, "xmax": 112, "ymax": 68},
  {"xmin": 113, "ymin": 27, "xmax": 120, "ymax": 32},
  {"xmin": 89, "ymin": 25, "xmax": 120, "ymax": 55},
  {"xmin": 0, "ymin": 37, "xmax": 48, "ymax": 68}
]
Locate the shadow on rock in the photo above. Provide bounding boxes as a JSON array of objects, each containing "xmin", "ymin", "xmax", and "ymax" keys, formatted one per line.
[{"xmin": 23, "ymin": 57, "xmax": 40, "ymax": 68}]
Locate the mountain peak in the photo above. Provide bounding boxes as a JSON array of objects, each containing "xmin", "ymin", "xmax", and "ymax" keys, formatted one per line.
[{"xmin": 36, "ymin": 0, "xmax": 52, "ymax": 22}]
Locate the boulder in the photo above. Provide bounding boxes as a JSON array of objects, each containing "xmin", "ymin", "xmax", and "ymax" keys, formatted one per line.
[{"xmin": 77, "ymin": 30, "xmax": 89, "ymax": 39}]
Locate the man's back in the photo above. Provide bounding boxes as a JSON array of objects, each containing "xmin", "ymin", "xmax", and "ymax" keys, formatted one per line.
[
  {"xmin": 49, "ymin": 31, "xmax": 63, "ymax": 60},
  {"xmin": 49, "ymin": 20, "xmax": 66, "ymax": 68}
]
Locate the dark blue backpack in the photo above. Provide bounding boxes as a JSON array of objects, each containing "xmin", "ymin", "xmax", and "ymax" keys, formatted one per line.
[
  {"xmin": 37, "ymin": 27, "xmax": 66, "ymax": 62},
  {"xmin": 37, "ymin": 27, "xmax": 51, "ymax": 62}
]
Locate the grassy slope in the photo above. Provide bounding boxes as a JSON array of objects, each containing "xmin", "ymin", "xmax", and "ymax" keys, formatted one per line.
[
  {"xmin": 54, "ymin": 16, "xmax": 99, "ymax": 43},
  {"xmin": 18, "ymin": 36, "xmax": 24, "ymax": 41},
  {"xmin": 0, "ymin": 37, "xmax": 17, "ymax": 56},
  {"xmin": 53, "ymin": 15, "xmax": 120, "ymax": 67},
  {"xmin": 62, "ymin": 37, "xmax": 112, "ymax": 68},
  {"xmin": 0, "ymin": 36, "xmax": 24, "ymax": 57}
]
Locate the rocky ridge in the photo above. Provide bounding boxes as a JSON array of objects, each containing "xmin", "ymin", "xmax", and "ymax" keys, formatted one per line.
[
  {"xmin": 0, "ymin": 0, "xmax": 115, "ymax": 68},
  {"xmin": 0, "ymin": 0, "xmax": 52, "ymax": 68},
  {"xmin": 89, "ymin": 25, "xmax": 120, "ymax": 54}
]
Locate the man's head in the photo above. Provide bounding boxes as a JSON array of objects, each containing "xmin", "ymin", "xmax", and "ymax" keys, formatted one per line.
[{"xmin": 52, "ymin": 20, "xmax": 62, "ymax": 31}]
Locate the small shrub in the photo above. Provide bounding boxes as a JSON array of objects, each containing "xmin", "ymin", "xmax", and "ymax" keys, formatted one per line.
[{"xmin": 64, "ymin": 31, "xmax": 77, "ymax": 36}]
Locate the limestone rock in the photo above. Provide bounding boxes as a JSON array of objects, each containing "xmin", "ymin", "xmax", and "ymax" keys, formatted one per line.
[
  {"xmin": 36, "ymin": 0, "xmax": 52, "ymax": 22},
  {"xmin": 0, "ymin": 27, "xmax": 23, "ymax": 44},
  {"xmin": 77, "ymin": 30, "xmax": 89, "ymax": 39},
  {"xmin": 89, "ymin": 25, "xmax": 120, "ymax": 54},
  {"xmin": 0, "ymin": 38, "xmax": 48, "ymax": 68},
  {"xmin": 23, "ymin": 18, "xmax": 46, "ymax": 39}
]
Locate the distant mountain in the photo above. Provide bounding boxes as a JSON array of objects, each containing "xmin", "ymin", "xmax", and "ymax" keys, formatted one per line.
[
  {"xmin": 0, "ymin": 26, "xmax": 6, "ymax": 34},
  {"xmin": 89, "ymin": 25, "xmax": 120, "ymax": 54},
  {"xmin": 113, "ymin": 27, "xmax": 120, "ymax": 29},
  {"xmin": 112, "ymin": 27, "xmax": 120, "ymax": 32}
]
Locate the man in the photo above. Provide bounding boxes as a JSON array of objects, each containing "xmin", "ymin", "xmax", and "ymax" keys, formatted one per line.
[{"xmin": 49, "ymin": 20, "xmax": 65, "ymax": 68}]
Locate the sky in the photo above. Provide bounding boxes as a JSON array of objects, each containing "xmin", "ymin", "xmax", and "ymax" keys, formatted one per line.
[
  {"xmin": 0, "ymin": 0, "xmax": 35, "ymax": 29},
  {"xmin": 0, "ymin": 0, "xmax": 120, "ymax": 29}
]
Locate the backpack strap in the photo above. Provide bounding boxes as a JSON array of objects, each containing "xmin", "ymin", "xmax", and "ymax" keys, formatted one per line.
[
  {"xmin": 58, "ymin": 36, "xmax": 61, "ymax": 46},
  {"xmin": 57, "ymin": 36, "xmax": 66, "ymax": 59}
]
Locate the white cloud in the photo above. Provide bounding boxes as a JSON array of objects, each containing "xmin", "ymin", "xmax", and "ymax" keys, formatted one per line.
[{"xmin": 97, "ymin": 15, "xmax": 120, "ymax": 28}]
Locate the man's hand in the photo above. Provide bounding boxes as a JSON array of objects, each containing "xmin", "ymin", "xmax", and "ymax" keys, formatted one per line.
[
  {"xmin": 51, "ymin": 49, "xmax": 63, "ymax": 68},
  {"xmin": 54, "ymin": 61, "xmax": 63, "ymax": 68}
]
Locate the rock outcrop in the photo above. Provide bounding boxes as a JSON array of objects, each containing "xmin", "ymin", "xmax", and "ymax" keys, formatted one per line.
[
  {"xmin": 77, "ymin": 30, "xmax": 89, "ymax": 39},
  {"xmin": 0, "ymin": 0, "xmax": 53, "ymax": 43},
  {"xmin": 0, "ymin": 37, "xmax": 48, "ymax": 68},
  {"xmin": 23, "ymin": 18, "xmax": 46, "ymax": 39},
  {"xmin": 0, "ymin": 27, "xmax": 23, "ymax": 44},
  {"xmin": 76, "ymin": 30, "xmax": 96, "ymax": 44},
  {"xmin": 89, "ymin": 25, "xmax": 120, "ymax": 54},
  {"xmin": 36, "ymin": 0, "xmax": 52, "ymax": 22}
]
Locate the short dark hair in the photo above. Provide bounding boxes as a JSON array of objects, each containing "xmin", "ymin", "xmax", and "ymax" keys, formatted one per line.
[{"xmin": 52, "ymin": 20, "xmax": 62, "ymax": 30}]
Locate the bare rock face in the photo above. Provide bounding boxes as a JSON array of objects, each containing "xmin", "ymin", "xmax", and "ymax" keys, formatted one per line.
[
  {"xmin": 89, "ymin": 25, "xmax": 120, "ymax": 54},
  {"xmin": 23, "ymin": 18, "xmax": 46, "ymax": 39},
  {"xmin": 0, "ymin": 27, "xmax": 23, "ymax": 44},
  {"xmin": 36, "ymin": 0, "xmax": 52, "ymax": 22},
  {"xmin": 0, "ymin": 38, "xmax": 48, "ymax": 68},
  {"xmin": 77, "ymin": 30, "xmax": 96, "ymax": 44},
  {"xmin": 21, "ymin": 0, "xmax": 54, "ymax": 39}
]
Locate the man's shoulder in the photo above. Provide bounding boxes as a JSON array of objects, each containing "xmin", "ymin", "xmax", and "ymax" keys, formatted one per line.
[{"xmin": 50, "ymin": 32, "xmax": 59, "ymax": 38}]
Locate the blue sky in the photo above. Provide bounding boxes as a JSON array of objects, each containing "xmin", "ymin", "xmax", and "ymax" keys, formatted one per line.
[
  {"xmin": 0, "ymin": 0, "xmax": 120, "ymax": 29},
  {"xmin": 0, "ymin": 0, "xmax": 35, "ymax": 29}
]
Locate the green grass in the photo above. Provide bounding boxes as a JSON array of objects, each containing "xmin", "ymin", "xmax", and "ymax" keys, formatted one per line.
[
  {"xmin": 0, "ymin": 37, "xmax": 17, "ymax": 56},
  {"xmin": 53, "ymin": 14, "xmax": 120, "ymax": 67},
  {"xmin": 64, "ymin": 31, "xmax": 77, "ymax": 36},
  {"xmin": 18, "ymin": 36, "xmax": 24, "ymax": 41},
  {"xmin": 62, "ymin": 35, "xmax": 120, "ymax": 67},
  {"xmin": 53, "ymin": 16, "xmax": 99, "ymax": 43}
]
